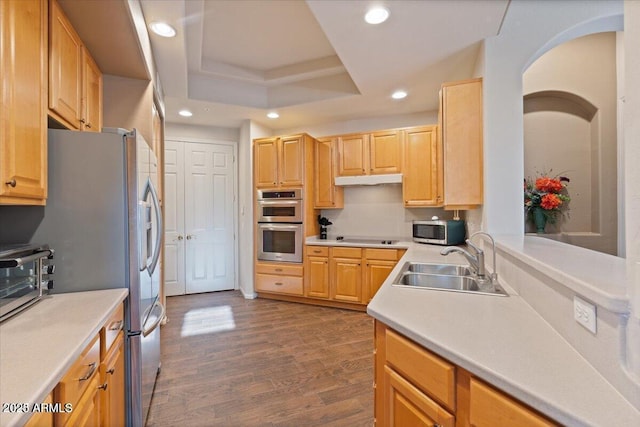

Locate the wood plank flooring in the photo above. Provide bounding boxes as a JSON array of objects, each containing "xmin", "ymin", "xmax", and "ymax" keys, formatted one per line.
[{"xmin": 146, "ymin": 291, "xmax": 374, "ymax": 427}]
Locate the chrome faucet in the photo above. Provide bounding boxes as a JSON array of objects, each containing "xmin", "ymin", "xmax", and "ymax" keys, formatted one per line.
[
  {"xmin": 469, "ymin": 231, "xmax": 498, "ymax": 284},
  {"xmin": 440, "ymin": 240, "xmax": 486, "ymax": 280}
]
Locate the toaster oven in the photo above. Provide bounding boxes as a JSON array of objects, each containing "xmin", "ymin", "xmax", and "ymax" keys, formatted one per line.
[
  {"xmin": 0, "ymin": 244, "xmax": 54, "ymax": 322},
  {"xmin": 412, "ymin": 219, "xmax": 466, "ymax": 246}
]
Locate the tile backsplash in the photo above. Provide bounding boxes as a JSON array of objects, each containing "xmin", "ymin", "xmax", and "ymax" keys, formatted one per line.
[{"xmin": 319, "ymin": 185, "xmax": 452, "ymax": 239}]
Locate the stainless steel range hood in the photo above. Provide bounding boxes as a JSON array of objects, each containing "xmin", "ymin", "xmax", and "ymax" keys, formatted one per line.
[{"xmin": 334, "ymin": 173, "xmax": 402, "ymax": 186}]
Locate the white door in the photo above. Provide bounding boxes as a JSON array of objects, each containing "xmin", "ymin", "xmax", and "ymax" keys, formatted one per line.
[
  {"xmin": 164, "ymin": 140, "xmax": 236, "ymax": 296},
  {"xmin": 163, "ymin": 140, "xmax": 185, "ymax": 296}
]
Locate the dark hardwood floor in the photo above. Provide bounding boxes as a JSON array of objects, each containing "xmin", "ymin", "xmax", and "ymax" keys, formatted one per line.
[{"xmin": 146, "ymin": 291, "xmax": 374, "ymax": 427}]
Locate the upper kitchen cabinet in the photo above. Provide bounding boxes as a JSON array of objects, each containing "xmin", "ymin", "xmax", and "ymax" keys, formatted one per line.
[
  {"xmin": 403, "ymin": 126, "xmax": 443, "ymax": 207},
  {"xmin": 0, "ymin": 0, "xmax": 48, "ymax": 205},
  {"xmin": 49, "ymin": 0, "xmax": 102, "ymax": 132},
  {"xmin": 439, "ymin": 78, "xmax": 483, "ymax": 209},
  {"xmin": 336, "ymin": 130, "xmax": 402, "ymax": 177},
  {"xmin": 313, "ymin": 138, "xmax": 343, "ymax": 209},
  {"xmin": 254, "ymin": 134, "xmax": 314, "ymax": 189}
]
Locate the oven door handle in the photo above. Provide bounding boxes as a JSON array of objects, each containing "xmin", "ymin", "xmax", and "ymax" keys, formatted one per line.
[
  {"xmin": 258, "ymin": 200, "xmax": 300, "ymax": 206},
  {"xmin": 258, "ymin": 224, "xmax": 302, "ymax": 230}
]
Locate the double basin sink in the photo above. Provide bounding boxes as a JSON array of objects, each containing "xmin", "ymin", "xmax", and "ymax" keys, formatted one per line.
[{"xmin": 392, "ymin": 262, "xmax": 508, "ymax": 297}]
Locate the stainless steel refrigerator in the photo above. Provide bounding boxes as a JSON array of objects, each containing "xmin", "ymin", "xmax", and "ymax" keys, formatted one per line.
[{"xmin": 31, "ymin": 128, "xmax": 165, "ymax": 426}]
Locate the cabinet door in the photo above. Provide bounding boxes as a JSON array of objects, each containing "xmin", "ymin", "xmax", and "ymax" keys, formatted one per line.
[
  {"xmin": 369, "ymin": 130, "xmax": 402, "ymax": 174},
  {"xmin": 24, "ymin": 393, "xmax": 53, "ymax": 427},
  {"xmin": 254, "ymin": 138, "xmax": 278, "ymax": 188},
  {"xmin": 82, "ymin": 48, "xmax": 102, "ymax": 132},
  {"xmin": 306, "ymin": 255, "xmax": 330, "ymax": 299},
  {"xmin": 403, "ymin": 126, "xmax": 442, "ymax": 207},
  {"xmin": 63, "ymin": 374, "xmax": 101, "ymax": 427},
  {"xmin": 100, "ymin": 334, "xmax": 125, "ymax": 427},
  {"xmin": 279, "ymin": 135, "xmax": 304, "ymax": 187},
  {"xmin": 337, "ymin": 134, "xmax": 368, "ymax": 176},
  {"xmin": 0, "ymin": 0, "xmax": 47, "ymax": 204},
  {"xmin": 384, "ymin": 366, "xmax": 455, "ymax": 427},
  {"xmin": 364, "ymin": 259, "xmax": 397, "ymax": 303},
  {"xmin": 314, "ymin": 138, "xmax": 343, "ymax": 208},
  {"xmin": 49, "ymin": 0, "xmax": 83, "ymax": 129},
  {"xmin": 441, "ymin": 79, "xmax": 483, "ymax": 209},
  {"xmin": 331, "ymin": 257, "xmax": 362, "ymax": 302}
]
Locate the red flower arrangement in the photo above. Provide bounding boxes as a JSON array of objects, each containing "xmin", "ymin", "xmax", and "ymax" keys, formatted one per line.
[{"xmin": 524, "ymin": 173, "xmax": 571, "ymax": 224}]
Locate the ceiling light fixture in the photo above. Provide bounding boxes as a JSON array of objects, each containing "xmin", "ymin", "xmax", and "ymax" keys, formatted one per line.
[
  {"xmin": 149, "ymin": 21, "xmax": 176, "ymax": 38},
  {"xmin": 365, "ymin": 6, "xmax": 390, "ymax": 25},
  {"xmin": 178, "ymin": 109, "xmax": 193, "ymax": 117},
  {"xmin": 267, "ymin": 112, "xmax": 279, "ymax": 119},
  {"xmin": 392, "ymin": 90, "xmax": 407, "ymax": 100}
]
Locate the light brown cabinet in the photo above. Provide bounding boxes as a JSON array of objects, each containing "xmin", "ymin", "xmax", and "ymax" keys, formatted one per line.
[
  {"xmin": 314, "ymin": 138, "xmax": 343, "ymax": 209},
  {"xmin": 100, "ymin": 305, "xmax": 125, "ymax": 427},
  {"xmin": 402, "ymin": 126, "xmax": 443, "ymax": 207},
  {"xmin": 49, "ymin": 0, "xmax": 102, "ymax": 131},
  {"xmin": 439, "ymin": 78, "xmax": 483, "ymax": 209},
  {"xmin": 24, "ymin": 393, "xmax": 54, "ymax": 427},
  {"xmin": 375, "ymin": 321, "xmax": 558, "ymax": 427},
  {"xmin": 0, "ymin": 0, "xmax": 48, "ymax": 205},
  {"xmin": 254, "ymin": 135, "xmax": 306, "ymax": 188},
  {"xmin": 255, "ymin": 262, "xmax": 304, "ymax": 296},
  {"xmin": 304, "ymin": 246, "xmax": 404, "ymax": 307},
  {"xmin": 336, "ymin": 130, "xmax": 402, "ymax": 177}
]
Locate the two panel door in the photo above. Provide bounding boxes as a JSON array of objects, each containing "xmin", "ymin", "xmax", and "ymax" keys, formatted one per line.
[{"xmin": 164, "ymin": 140, "xmax": 236, "ymax": 296}]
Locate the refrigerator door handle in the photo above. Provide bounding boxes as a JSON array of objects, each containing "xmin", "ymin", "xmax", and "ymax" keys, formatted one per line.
[
  {"xmin": 142, "ymin": 300, "xmax": 166, "ymax": 337},
  {"xmin": 143, "ymin": 178, "xmax": 163, "ymax": 275}
]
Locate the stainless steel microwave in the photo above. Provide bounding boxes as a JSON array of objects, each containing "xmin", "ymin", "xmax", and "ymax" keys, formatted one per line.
[
  {"xmin": 256, "ymin": 189, "xmax": 303, "ymax": 223},
  {"xmin": 412, "ymin": 220, "xmax": 466, "ymax": 246}
]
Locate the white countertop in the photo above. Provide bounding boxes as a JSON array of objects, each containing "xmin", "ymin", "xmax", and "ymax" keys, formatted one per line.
[
  {"xmin": 0, "ymin": 289, "xmax": 128, "ymax": 427},
  {"xmin": 306, "ymin": 235, "xmax": 412, "ymax": 249},
  {"xmin": 367, "ymin": 243, "xmax": 640, "ymax": 426}
]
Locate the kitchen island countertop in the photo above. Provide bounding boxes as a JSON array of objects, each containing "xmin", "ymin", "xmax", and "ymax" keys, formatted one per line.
[
  {"xmin": 0, "ymin": 289, "xmax": 128, "ymax": 427},
  {"xmin": 367, "ymin": 243, "xmax": 640, "ymax": 426}
]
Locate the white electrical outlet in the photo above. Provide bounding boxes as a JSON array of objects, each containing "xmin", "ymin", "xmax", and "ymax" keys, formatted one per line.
[{"xmin": 574, "ymin": 296, "xmax": 597, "ymax": 334}]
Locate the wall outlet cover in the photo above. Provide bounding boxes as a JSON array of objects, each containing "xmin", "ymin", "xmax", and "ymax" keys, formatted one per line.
[{"xmin": 574, "ymin": 295, "xmax": 597, "ymax": 334}]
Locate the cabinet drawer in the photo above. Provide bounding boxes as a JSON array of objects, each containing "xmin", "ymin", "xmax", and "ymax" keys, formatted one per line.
[
  {"xmin": 255, "ymin": 262, "xmax": 303, "ymax": 277},
  {"xmin": 306, "ymin": 246, "xmax": 329, "ymax": 257},
  {"xmin": 331, "ymin": 247, "xmax": 362, "ymax": 258},
  {"xmin": 56, "ymin": 334, "xmax": 100, "ymax": 424},
  {"xmin": 469, "ymin": 378, "xmax": 557, "ymax": 426},
  {"xmin": 365, "ymin": 248, "xmax": 400, "ymax": 261},
  {"xmin": 385, "ymin": 329, "xmax": 455, "ymax": 412},
  {"xmin": 101, "ymin": 303, "xmax": 124, "ymax": 357},
  {"xmin": 256, "ymin": 273, "xmax": 303, "ymax": 295}
]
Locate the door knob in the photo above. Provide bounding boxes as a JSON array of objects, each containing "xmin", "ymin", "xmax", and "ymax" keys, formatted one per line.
[
  {"xmin": 177, "ymin": 235, "xmax": 183, "ymax": 241},
  {"xmin": 186, "ymin": 234, "xmax": 194, "ymax": 240}
]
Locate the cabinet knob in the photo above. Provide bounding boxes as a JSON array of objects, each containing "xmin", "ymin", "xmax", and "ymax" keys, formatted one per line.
[
  {"xmin": 86, "ymin": 123, "xmax": 92, "ymax": 129},
  {"xmin": 98, "ymin": 382, "xmax": 108, "ymax": 391},
  {"xmin": 5, "ymin": 179, "xmax": 16, "ymax": 187},
  {"xmin": 80, "ymin": 118, "xmax": 86, "ymax": 124},
  {"xmin": 107, "ymin": 368, "xmax": 115, "ymax": 375}
]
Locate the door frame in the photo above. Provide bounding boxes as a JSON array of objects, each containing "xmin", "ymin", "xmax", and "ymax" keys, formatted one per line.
[{"xmin": 164, "ymin": 136, "xmax": 239, "ymax": 293}]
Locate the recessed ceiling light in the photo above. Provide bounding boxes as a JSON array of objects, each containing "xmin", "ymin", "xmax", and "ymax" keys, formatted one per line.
[
  {"xmin": 150, "ymin": 21, "xmax": 176, "ymax": 38},
  {"xmin": 178, "ymin": 109, "xmax": 193, "ymax": 117},
  {"xmin": 392, "ymin": 90, "xmax": 407, "ymax": 100},
  {"xmin": 365, "ymin": 7, "xmax": 389, "ymax": 25},
  {"xmin": 267, "ymin": 112, "xmax": 279, "ymax": 119}
]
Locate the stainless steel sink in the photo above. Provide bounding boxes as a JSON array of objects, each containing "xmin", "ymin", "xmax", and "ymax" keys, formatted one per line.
[
  {"xmin": 391, "ymin": 262, "xmax": 508, "ymax": 296},
  {"xmin": 405, "ymin": 262, "xmax": 471, "ymax": 276}
]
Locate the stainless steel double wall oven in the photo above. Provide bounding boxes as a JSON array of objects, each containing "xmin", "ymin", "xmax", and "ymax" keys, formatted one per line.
[{"xmin": 256, "ymin": 189, "xmax": 303, "ymax": 263}]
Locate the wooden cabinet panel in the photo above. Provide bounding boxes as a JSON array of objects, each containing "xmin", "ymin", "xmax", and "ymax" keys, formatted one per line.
[
  {"xmin": 332, "ymin": 256, "xmax": 362, "ymax": 302},
  {"xmin": 254, "ymin": 138, "xmax": 278, "ymax": 188},
  {"xmin": 256, "ymin": 273, "xmax": 303, "ymax": 295},
  {"xmin": 440, "ymin": 78, "xmax": 483, "ymax": 209},
  {"xmin": 63, "ymin": 373, "xmax": 101, "ymax": 427},
  {"xmin": 306, "ymin": 255, "xmax": 330, "ymax": 299},
  {"xmin": 49, "ymin": 0, "xmax": 83, "ymax": 129},
  {"xmin": 314, "ymin": 138, "xmax": 343, "ymax": 208},
  {"xmin": 337, "ymin": 134, "xmax": 368, "ymax": 176},
  {"xmin": 385, "ymin": 366, "xmax": 455, "ymax": 427},
  {"xmin": 369, "ymin": 130, "xmax": 402, "ymax": 174},
  {"xmin": 279, "ymin": 135, "xmax": 304, "ymax": 187},
  {"xmin": 364, "ymin": 259, "xmax": 396, "ymax": 303},
  {"xmin": 403, "ymin": 126, "xmax": 442, "ymax": 207},
  {"xmin": 24, "ymin": 393, "xmax": 53, "ymax": 427},
  {"xmin": 386, "ymin": 329, "xmax": 456, "ymax": 411},
  {"xmin": 100, "ymin": 332, "xmax": 125, "ymax": 427},
  {"xmin": 469, "ymin": 378, "xmax": 557, "ymax": 427},
  {"xmin": 0, "ymin": 0, "xmax": 48, "ymax": 205},
  {"xmin": 255, "ymin": 262, "xmax": 303, "ymax": 277},
  {"xmin": 82, "ymin": 48, "xmax": 102, "ymax": 132},
  {"xmin": 331, "ymin": 246, "xmax": 362, "ymax": 258}
]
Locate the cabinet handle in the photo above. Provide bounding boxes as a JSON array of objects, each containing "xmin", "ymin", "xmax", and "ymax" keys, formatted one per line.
[
  {"xmin": 80, "ymin": 118, "xmax": 86, "ymax": 124},
  {"xmin": 78, "ymin": 362, "xmax": 97, "ymax": 382},
  {"xmin": 275, "ymin": 268, "xmax": 283, "ymax": 272},
  {"xmin": 274, "ymin": 282, "xmax": 283, "ymax": 286},
  {"xmin": 86, "ymin": 123, "xmax": 92, "ymax": 129},
  {"xmin": 98, "ymin": 383, "xmax": 108, "ymax": 391},
  {"xmin": 107, "ymin": 368, "xmax": 115, "ymax": 375},
  {"xmin": 108, "ymin": 320, "xmax": 124, "ymax": 331},
  {"xmin": 313, "ymin": 250, "xmax": 321, "ymax": 253},
  {"xmin": 5, "ymin": 179, "xmax": 16, "ymax": 187}
]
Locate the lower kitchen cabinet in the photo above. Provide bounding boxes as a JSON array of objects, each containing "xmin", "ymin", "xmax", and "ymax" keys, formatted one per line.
[
  {"xmin": 24, "ymin": 393, "xmax": 53, "ymax": 427},
  {"xmin": 374, "ymin": 321, "xmax": 558, "ymax": 427},
  {"xmin": 255, "ymin": 261, "xmax": 304, "ymax": 296},
  {"xmin": 304, "ymin": 246, "xmax": 405, "ymax": 307},
  {"xmin": 100, "ymin": 331, "xmax": 125, "ymax": 427}
]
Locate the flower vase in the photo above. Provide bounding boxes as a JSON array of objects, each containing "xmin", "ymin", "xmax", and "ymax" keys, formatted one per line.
[{"xmin": 533, "ymin": 207, "xmax": 547, "ymax": 233}]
